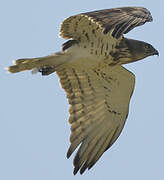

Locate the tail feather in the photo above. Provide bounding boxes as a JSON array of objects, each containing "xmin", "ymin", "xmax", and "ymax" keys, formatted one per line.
[
  {"xmin": 7, "ymin": 58, "xmax": 41, "ymax": 73},
  {"xmin": 13, "ymin": 58, "xmax": 39, "ymax": 65},
  {"xmin": 6, "ymin": 52, "xmax": 68, "ymax": 74}
]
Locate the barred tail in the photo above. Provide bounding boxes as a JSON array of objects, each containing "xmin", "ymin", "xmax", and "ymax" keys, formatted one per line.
[
  {"xmin": 6, "ymin": 52, "xmax": 68, "ymax": 74},
  {"xmin": 7, "ymin": 58, "xmax": 43, "ymax": 73}
]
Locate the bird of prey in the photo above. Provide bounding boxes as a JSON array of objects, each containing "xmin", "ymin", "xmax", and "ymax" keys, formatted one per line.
[{"xmin": 7, "ymin": 7, "xmax": 158, "ymax": 175}]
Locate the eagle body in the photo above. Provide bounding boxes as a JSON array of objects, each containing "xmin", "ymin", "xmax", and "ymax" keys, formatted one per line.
[{"xmin": 7, "ymin": 7, "xmax": 158, "ymax": 175}]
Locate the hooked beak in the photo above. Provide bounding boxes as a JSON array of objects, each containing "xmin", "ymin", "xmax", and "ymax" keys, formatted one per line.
[{"xmin": 154, "ymin": 49, "xmax": 159, "ymax": 56}]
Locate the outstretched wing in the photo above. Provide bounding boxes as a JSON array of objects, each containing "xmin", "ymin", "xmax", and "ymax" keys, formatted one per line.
[
  {"xmin": 60, "ymin": 7, "xmax": 152, "ymax": 40},
  {"xmin": 56, "ymin": 65, "xmax": 135, "ymax": 174}
]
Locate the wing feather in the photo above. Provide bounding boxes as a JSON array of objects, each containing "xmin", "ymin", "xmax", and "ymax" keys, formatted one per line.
[
  {"xmin": 56, "ymin": 65, "xmax": 135, "ymax": 174},
  {"xmin": 82, "ymin": 7, "xmax": 152, "ymax": 38},
  {"xmin": 79, "ymin": 129, "xmax": 112, "ymax": 174},
  {"xmin": 60, "ymin": 7, "xmax": 152, "ymax": 40}
]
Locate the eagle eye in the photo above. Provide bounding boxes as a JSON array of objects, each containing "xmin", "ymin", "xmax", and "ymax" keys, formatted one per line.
[{"xmin": 145, "ymin": 44, "xmax": 151, "ymax": 49}]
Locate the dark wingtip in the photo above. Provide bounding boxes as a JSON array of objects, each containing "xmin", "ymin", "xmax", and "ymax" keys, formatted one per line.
[
  {"xmin": 73, "ymin": 154, "xmax": 80, "ymax": 166},
  {"xmin": 67, "ymin": 149, "xmax": 72, "ymax": 159},
  {"xmin": 88, "ymin": 162, "xmax": 95, "ymax": 170},
  {"xmin": 73, "ymin": 166, "xmax": 80, "ymax": 175},
  {"xmin": 80, "ymin": 163, "xmax": 88, "ymax": 174},
  {"xmin": 73, "ymin": 154, "xmax": 81, "ymax": 174},
  {"xmin": 146, "ymin": 8, "xmax": 153, "ymax": 22}
]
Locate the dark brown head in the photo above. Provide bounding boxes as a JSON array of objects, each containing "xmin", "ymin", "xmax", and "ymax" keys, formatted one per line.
[{"xmin": 123, "ymin": 38, "xmax": 159, "ymax": 63}]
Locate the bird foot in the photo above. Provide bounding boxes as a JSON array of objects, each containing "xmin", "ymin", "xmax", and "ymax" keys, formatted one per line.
[{"xmin": 38, "ymin": 66, "xmax": 56, "ymax": 76}]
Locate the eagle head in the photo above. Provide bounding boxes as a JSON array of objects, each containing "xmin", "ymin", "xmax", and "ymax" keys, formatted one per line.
[{"xmin": 123, "ymin": 38, "xmax": 159, "ymax": 63}]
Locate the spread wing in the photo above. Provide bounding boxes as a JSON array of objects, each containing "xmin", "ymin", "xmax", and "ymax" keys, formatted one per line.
[
  {"xmin": 56, "ymin": 65, "xmax": 135, "ymax": 174},
  {"xmin": 59, "ymin": 7, "xmax": 152, "ymax": 40}
]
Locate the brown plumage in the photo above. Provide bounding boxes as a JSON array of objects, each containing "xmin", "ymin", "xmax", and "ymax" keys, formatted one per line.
[{"xmin": 6, "ymin": 7, "xmax": 158, "ymax": 175}]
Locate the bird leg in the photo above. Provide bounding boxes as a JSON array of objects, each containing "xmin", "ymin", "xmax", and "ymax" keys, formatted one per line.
[{"xmin": 38, "ymin": 66, "xmax": 56, "ymax": 76}]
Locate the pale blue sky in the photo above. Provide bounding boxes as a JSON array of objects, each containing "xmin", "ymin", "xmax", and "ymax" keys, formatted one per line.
[{"xmin": 1, "ymin": 0, "xmax": 164, "ymax": 179}]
